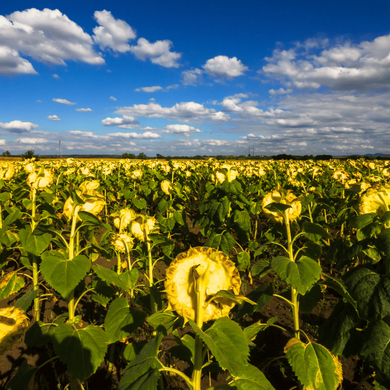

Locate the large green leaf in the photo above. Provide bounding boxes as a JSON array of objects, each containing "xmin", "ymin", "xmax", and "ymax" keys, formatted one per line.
[
  {"xmin": 14, "ymin": 288, "xmax": 39, "ymax": 312},
  {"xmin": 303, "ymin": 222, "xmax": 332, "ymax": 242},
  {"xmin": 25, "ymin": 321, "xmax": 55, "ymax": 348},
  {"xmin": 52, "ymin": 324, "xmax": 109, "ymax": 381},
  {"xmin": 119, "ymin": 269, "xmax": 139, "ymax": 290},
  {"xmin": 147, "ymin": 311, "xmax": 183, "ymax": 336},
  {"xmin": 118, "ymin": 333, "xmax": 163, "ymax": 390},
  {"xmin": 92, "ymin": 264, "xmax": 131, "ymax": 293},
  {"xmin": 344, "ymin": 266, "xmax": 390, "ymax": 320},
  {"xmin": 0, "ymin": 272, "xmax": 24, "ymax": 300},
  {"xmin": 361, "ymin": 320, "xmax": 390, "ymax": 378},
  {"xmin": 220, "ymin": 232, "xmax": 237, "ymax": 255},
  {"xmin": 41, "ymin": 251, "xmax": 91, "ymax": 298},
  {"xmin": 189, "ymin": 317, "xmax": 249, "ymax": 376},
  {"xmin": 233, "ymin": 209, "xmax": 251, "ymax": 233},
  {"xmin": 271, "ymin": 256, "xmax": 321, "ymax": 295},
  {"xmin": 231, "ymin": 363, "xmax": 275, "ymax": 390},
  {"xmin": 285, "ymin": 339, "xmax": 343, "ymax": 390},
  {"xmin": 19, "ymin": 227, "xmax": 52, "ymax": 256},
  {"xmin": 5, "ymin": 360, "xmax": 37, "ymax": 390},
  {"xmin": 105, "ymin": 297, "xmax": 147, "ymax": 343},
  {"xmin": 217, "ymin": 196, "xmax": 230, "ymax": 222}
]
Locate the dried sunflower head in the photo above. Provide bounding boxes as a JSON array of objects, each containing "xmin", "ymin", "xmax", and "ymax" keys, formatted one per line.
[
  {"xmin": 27, "ymin": 169, "xmax": 54, "ymax": 190},
  {"xmin": 79, "ymin": 180, "xmax": 101, "ymax": 196},
  {"xmin": 359, "ymin": 184, "xmax": 390, "ymax": 216},
  {"xmin": 130, "ymin": 216, "xmax": 157, "ymax": 241},
  {"xmin": 0, "ymin": 307, "xmax": 29, "ymax": 354},
  {"xmin": 161, "ymin": 180, "xmax": 174, "ymax": 195},
  {"xmin": 112, "ymin": 233, "xmax": 133, "ymax": 253},
  {"xmin": 262, "ymin": 189, "xmax": 302, "ymax": 224},
  {"xmin": 113, "ymin": 208, "xmax": 137, "ymax": 231},
  {"xmin": 62, "ymin": 195, "xmax": 105, "ymax": 220},
  {"xmin": 164, "ymin": 247, "xmax": 241, "ymax": 322}
]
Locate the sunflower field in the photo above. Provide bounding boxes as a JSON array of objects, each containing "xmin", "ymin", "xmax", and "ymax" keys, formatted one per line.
[{"xmin": 1, "ymin": 157, "xmax": 390, "ymax": 389}]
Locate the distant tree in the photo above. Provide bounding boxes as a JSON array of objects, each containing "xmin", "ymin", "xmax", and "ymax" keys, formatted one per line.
[
  {"xmin": 137, "ymin": 152, "xmax": 147, "ymax": 159},
  {"xmin": 122, "ymin": 153, "xmax": 136, "ymax": 159},
  {"xmin": 156, "ymin": 153, "xmax": 164, "ymax": 159},
  {"xmin": 2, "ymin": 151, "xmax": 11, "ymax": 157},
  {"xmin": 21, "ymin": 149, "xmax": 39, "ymax": 160}
]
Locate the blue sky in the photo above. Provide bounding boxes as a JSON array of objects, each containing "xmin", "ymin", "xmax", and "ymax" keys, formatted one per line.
[{"xmin": 1, "ymin": 0, "xmax": 390, "ymax": 156}]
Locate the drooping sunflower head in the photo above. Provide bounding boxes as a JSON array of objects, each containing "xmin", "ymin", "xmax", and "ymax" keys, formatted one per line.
[
  {"xmin": 27, "ymin": 169, "xmax": 54, "ymax": 190},
  {"xmin": 0, "ymin": 306, "xmax": 29, "ymax": 354},
  {"xmin": 161, "ymin": 180, "xmax": 174, "ymax": 195},
  {"xmin": 262, "ymin": 189, "xmax": 302, "ymax": 224},
  {"xmin": 164, "ymin": 247, "xmax": 241, "ymax": 322},
  {"xmin": 113, "ymin": 208, "xmax": 137, "ymax": 231},
  {"xmin": 112, "ymin": 233, "xmax": 134, "ymax": 253},
  {"xmin": 130, "ymin": 215, "xmax": 157, "ymax": 241},
  {"xmin": 358, "ymin": 184, "xmax": 390, "ymax": 216}
]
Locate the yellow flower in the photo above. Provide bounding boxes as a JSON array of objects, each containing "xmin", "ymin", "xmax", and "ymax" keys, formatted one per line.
[
  {"xmin": 79, "ymin": 180, "xmax": 100, "ymax": 196},
  {"xmin": 130, "ymin": 216, "xmax": 157, "ymax": 241},
  {"xmin": 112, "ymin": 233, "xmax": 133, "ymax": 253},
  {"xmin": 113, "ymin": 208, "xmax": 137, "ymax": 230},
  {"xmin": 262, "ymin": 189, "xmax": 302, "ymax": 224},
  {"xmin": 359, "ymin": 184, "xmax": 390, "ymax": 216},
  {"xmin": 0, "ymin": 307, "xmax": 29, "ymax": 354},
  {"xmin": 332, "ymin": 170, "xmax": 349, "ymax": 184},
  {"xmin": 131, "ymin": 170, "xmax": 143, "ymax": 179},
  {"xmin": 161, "ymin": 180, "xmax": 174, "ymax": 195},
  {"xmin": 27, "ymin": 169, "xmax": 54, "ymax": 190},
  {"xmin": 165, "ymin": 247, "xmax": 241, "ymax": 322},
  {"xmin": 63, "ymin": 196, "xmax": 105, "ymax": 220},
  {"xmin": 0, "ymin": 163, "xmax": 15, "ymax": 180}
]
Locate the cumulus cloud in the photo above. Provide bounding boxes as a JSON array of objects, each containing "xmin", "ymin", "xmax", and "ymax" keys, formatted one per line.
[
  {"xmin": 0, "ymin": 45, "xmax": 37, "ymax": 76},
  {"xmin": 53, "ymin": 98, "xmax": 76, "ymax": 105},
  {"xmin": 203, "ymin": 56, "xmax": 248, "ymax": 78},
  {"xmin": 92, "ymin": 10, "xmax": 136, "ymax": 52},
  {"xmin": 269, "ymin": 88, "xmax": 292, "ymax": 95},
  {"xmin": 16, "ymin": 138, "xmax": 48, "ymax": 144},
  {"xmin": 0, "ymin": 8, "xmax": 104, "ymax": 70},
  {"xmin": 109, "ymin": 96, "xmax": 117, "ymax": 101},
  {"xmin": 262, "ymin": 34, "xmax": 390, "ymax": 90},
  {"xmin": 130, "ymin": 38, "xmax": 181, "ymax": 68},
  {"xmin": 47, "ymin": 115, "xmax": 61, "ymax": 121},
  {"xmin": 75, "ymin": 108, "xmax": 93, "ymax": 112},
  {"xmin": 135, "ymin": 86, "xmax": 163, "ymax": 93},
  {"xmin": 181, "ymin": 68, "xmax": 202, "ymax": 85},
  {"xmin": 102, "ymin": 115, "xmax": 140, "ymax": 126},
  {"xmin": 116, "ymin": 101, "xmax": 230, "ymax": 122},
  {"xmin": 108, "ymin": 131, "xmax": 160, "ymax": 139},
  {"xmin": 0, "ymin": 120, "xmax": 38, "ymax": 133},
  {"xmin": 52, "ymin": 74, "xmax": 59, "ymax": 79},
  {"xmin": 163, "ymin": 124, "xmax": 202, "ymax": 137}
]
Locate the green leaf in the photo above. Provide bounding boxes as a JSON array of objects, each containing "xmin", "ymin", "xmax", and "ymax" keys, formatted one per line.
[
  {"xmin": 5, "ymin": 360, "xmax": 37, "ymax": 390},
  {"xmin": 236, "ymin": 284, "xmax": 273, "ymax": 320},
  {"xmin": 377, "ymin": 228, "xmax": 390, "ymax": 256},
  {"xmin": 271, "ymin": 256, "xmax": 322, "ymax": 295},
  {"xmin": 217, "ymin": 196, "xmax": 230, "ymax": 222},
  {"xmin": 118, "ymin": 333, "xmax": 163, "ymax": 390},
  {"xmin": 243, "ymin": 317, "xmax": 278, "ymax": 347},
  {"xmin": 349, "ymin": 213, "xmax": 377, "ymax": 229},
  {"xmin": 52, "ymin": 324, "xmax": 109, "ymax": 381},
  {"xmin": 361, "ymin": 320, "xmax": 390, "ymax": 378},
  {"xmin": 92, "ymin": 264, "xmax": 130, "ymax": 293},
  {"xmin": 19, "ymin": 228, "xmax": 51, "ymax": 256},
  {"xmin": 210, "ymin": 290, "xmax": 256, "ymax": 306},
  {"xmin": 233, "ymin": 209, "xmax": 251, "ymax": 233},
  {"xmin": 303, "ymin": 222, "xmax": 332, "ymax": 241},
  {"xmin": 320, "ymin": 274, "xmax": 357, "ymax": 312},
  {"xmin": 25, "ymin": 321, "xmax": 55, "ymax": 348},
  {"xmin": 105, "ymin": 297, "xmax": 147, "ymax": 344},
  {"xmin": 41, "ymin": 251, "xmax": 91, "ymax": 298},
  {"xmin": 132, "ymin": 198, "xmax": 147, "ymax": 209},
  {"xmin": 220, "ymin": 232, "xmax": 236, "ymax": 256},
  {"xmin": 265, "ymin": 202, "xmax": 291, "ymax": 213},
  {"xmin": 78, "ymin": 211, "xmax": 101, "ymax": 225},
  {"xmin": 147, "ymin": 311, "xmax": 183, "ymax": 336},
  {"xmin": 0, "ymin": 272, "xmax": 24, "ymax": 300},
  {"xmin": 189, "ymin": 317, "xmax": 249, "ymax": 376},
  {"xmin": 119, "ymin": 269, "xmax": 140, "ymax": 290},
  {"xmin": 285, "ymin": 339, "xmax": 343, "ymax": 390},
  {"xmin": 14, "ymin": 288, "xmax": 39, "ymax": 312},
  {"xmin": 231, "ymin": 363, "xmax": 275, "ymax": 390},
  {"xmin": 236, "ymin": 251, "xmax": 250, "ymax": 271},
  {"xmin": 300, "ymin": 284, "xmax": 323, "ymax": 313},
  {"xmin": 344, "ymin": 266, "xmax": 390, "ymax": 320},
  {"xmin": 251, "ymin": 259, "xmax": 271, "ymax": 278},
  {"xmin": 205, "ymin": 232, "xmax": 222, "ymax": 250}
]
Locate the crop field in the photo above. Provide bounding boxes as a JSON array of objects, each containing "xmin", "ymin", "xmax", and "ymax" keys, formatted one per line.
[{"xmin": 1, "ymin": 157, "xmax": 390, "ymax": 390}]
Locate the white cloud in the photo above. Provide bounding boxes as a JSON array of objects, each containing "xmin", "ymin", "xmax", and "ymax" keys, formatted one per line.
[
  {"xmin": 75, "ymin": 108, "xmax": 93, "ymax": 112},
  {"xmin": 181, "ymin": 68, "xmax": 202, "ymax": 85},
  {"xmin": 167, "ymin": 84, "xmax": 179, "ymax": 90},
  {"xmin": 0, "ymin": 139, "xmax": 5, "ymax": 145},
  {"xmin": 135, "ymin": 86, "xmax": 163, "ymax": 93},
  {"xmin": 203, "ymin": 56, "xmax": 248, "ymax": 78},
  {"xmin": 109, "ymin": 96, "xmax": 117, "ymax": 101},
  {"xmin": 102, "ymin": 115, "xmax": 140, "ymax": 126},
  {"xmin": 0, "ymin": 45, "xmax": 37, "ymax": 76},
  {"xmin": 0, "ymin": 8, "xmax": 104, "ymax": 68},
  {"xmin": 16, "ymin": 138, "xmax": 48, "ymax": 144},
  {"xmin": 47, "ymin": 115, "xmax": 61, "ymax": 121},
  {"xmin": 52, "ymin": 73, "xmax": 59, "ymax": 79},
  {"xmin": 92, "ymin": 10, "xmax": 136, "ymax": 53},
  {"xmin": 0, "ymin": 120, "xmax": 38, "ymax": 133},
  {"xmin": 130, "ymin": 38, "xmax": 181, "ymax": 68},
  {"xmin": 262, "ymin": 34, "xmax": 390, "ymax": 90},
  {"xmin": 116, "ymin": 101, "xmax": 230, "ymax": 122},
  {"xmin": 269, "ymin": 88, "xmax": 292, "ymax": 95},
  {"xmin": 108, "ymin": 131, "xmax": 160, "ymax": 139},
  {"xmin": 163, "ymin": 124, "xmax": 202, "ymax": 136},
  {"xmin": 53, "ymin": 98, "xmax": 76, "ymax": 105}
]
